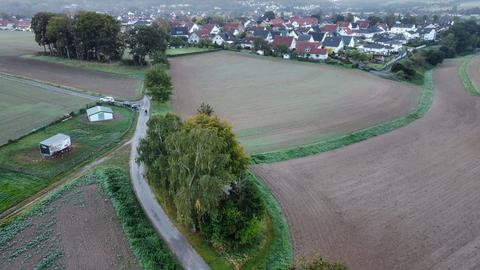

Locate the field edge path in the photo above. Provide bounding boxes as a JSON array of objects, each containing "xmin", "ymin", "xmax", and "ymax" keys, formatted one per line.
[{"xmin": 129, "ymin": 96, "xmax": 210, "ymax": 270}]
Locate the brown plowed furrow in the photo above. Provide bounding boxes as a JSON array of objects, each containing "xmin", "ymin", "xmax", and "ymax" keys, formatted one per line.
[{"xmin": 253, "ymin": 58, "xmax": 480, "ymax": 270}]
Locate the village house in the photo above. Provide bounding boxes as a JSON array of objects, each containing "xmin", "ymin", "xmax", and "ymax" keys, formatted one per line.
[
  {"xmin": 272, "ymin": 36, "xmax": 296, "ymax": 50},
  {"xmin": 322, "ymin": 36, "xmax": 344, "ymax": 53},
  {"xmin": 252, "ymin": 29, "xmax": 273, "ymax": 43},
  {"xmin": 360, "ymin": 43, "xmax": 394, "ymax": 55},
  {"xmin": 391, "ymin": 24, "xmax": 417, "ymax": 34},
  {"xmin": 170, "ymin": 27, "xmax": 189, "ymax": 38},
  {"xmin": 295, "ymin": 41, "xmax": 328, "ymax": 60}
]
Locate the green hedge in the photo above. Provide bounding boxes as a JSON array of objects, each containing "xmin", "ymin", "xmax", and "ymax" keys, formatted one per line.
[
  {"xmin": 245, "ymin": 171, "xmax": 293, "ymax": 269},
  {"xmin": 97, "ymin": 167, "xmax": 180, "ymax": 270},
  {"xmin": 252, "ymin": 70, "xmax": 434, "ymax": 164}
]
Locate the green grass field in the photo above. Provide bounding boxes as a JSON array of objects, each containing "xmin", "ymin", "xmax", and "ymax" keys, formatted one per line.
[
  {"xmin": 0, "ymin": 106, "xmax": 135, "ymax": 213},
  {"xmin": 166, "ymin": 47, "xmax": 215, "ymax": 56},
  {"xmin": 0, "ymin": 31, "xmax": 40, "ymax": 56},
  {"xmin": 0, "ymin": 77, "xmax": 92, "ymax": 145}
]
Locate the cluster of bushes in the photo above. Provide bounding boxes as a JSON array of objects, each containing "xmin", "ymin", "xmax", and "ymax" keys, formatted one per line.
[
  {"xmin": 31, "ymin": 12, "xmax": 169, "ymax": 65},
  {"xmin": 391, "ymin": 48, "xmax": 446, "ymax": 82},
  {"xmin": 137, "ymin": 107, "xmax": 265, "ymax": 249}
]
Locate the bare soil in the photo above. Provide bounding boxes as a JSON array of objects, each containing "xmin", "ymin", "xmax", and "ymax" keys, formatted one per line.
[
  {"xmin": 55, "ymin": 184, "xmax": 138, "ymax": 270},
  {"xmin": 0, "ymin": 56, "xmax": 139, "ymax": 100},
  {"xmin": 0, "ymin": 183, "xmax": 139, "ymax": 270},
  {"xmin": 171, "ymin": 51, "xmax": 419, "ymax": 154},
  {"xmin": 253, "ymin": 58, "xmax": 480, "ymax": 270}
]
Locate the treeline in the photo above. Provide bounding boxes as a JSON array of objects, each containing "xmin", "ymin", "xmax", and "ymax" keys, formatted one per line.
[
  {"xmin": 31, "ymin": 12, "xmax": 169, "ymax": 65},
  {"xmin": 137, "ymin": 107, "xmax": 265, "ymax": 248},
  {"xmin": 391, "ymin": 19, "xmax": 480, "ymax": 83}
]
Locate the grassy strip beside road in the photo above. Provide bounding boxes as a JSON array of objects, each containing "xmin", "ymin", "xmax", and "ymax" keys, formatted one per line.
[
  {"xmin": 459, "ymin": 56, "xmax": 480, "ymax": 96},
  {"xmin": 252, "ymin": 70, "xmax": 434, "ymax": 164},
  {"xmin": 98, "ymin": 165, "xmax": 180, "ymax": 270}
]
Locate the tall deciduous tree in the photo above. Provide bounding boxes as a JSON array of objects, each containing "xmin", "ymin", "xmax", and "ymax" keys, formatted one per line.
[
  {"xmin": 144, "ymin": 65, "xmax": 173, "ymax": 102},
  {"xmin": 126, "ymin": 25, "xmax": 167, "ymax": 65},
  {"xmin": 31, "ymin": 12, "xmax": 56, "ymax": 52}
]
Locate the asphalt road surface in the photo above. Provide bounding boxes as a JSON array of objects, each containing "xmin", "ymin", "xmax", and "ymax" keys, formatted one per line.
[{"xmin": 129, "ymin": 96, "xmax": 210, "ymax": 270}]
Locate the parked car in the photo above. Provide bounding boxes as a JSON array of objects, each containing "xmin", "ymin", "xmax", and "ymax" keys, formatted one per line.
[{"xmin": 100, "ymin": 96, "xmax": 115, "ymax": 103}]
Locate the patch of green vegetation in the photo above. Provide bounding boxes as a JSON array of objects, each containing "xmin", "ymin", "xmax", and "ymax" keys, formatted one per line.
[
  {"xmin": 0, "ymin": 106, "xmax": 134, "ymax": 179},
  {"xmin": 166, "ymin": 47, "xmax": 215, "ymax": 57},
  {"xmin": 0, "ymin": 77, "xmax": 92, "ymax": 145},
  {"xmin": 243, "ymin": 171, "xmax": 293, "ymax": 269},
  {"xmin": 0, "ymin": 106, "xmax": 135, "ymax": 213},
  {"xmin": 96, "ymin": 167, "xmax": 180, "ymax": 270},
  {"xmin": 151, "ymin": 101, "xmax": 171, "ymax": 116},
  {"xmin": 25, "ymin": 55, "xmax": 146, "ymax": 79},
  {"xmin": 33, "ymin": 250, "xmax": 62, "ymax": 270},
  {"xmin": 0, "ymin": 169, "xmax": 49, "ymax": 213},
  {"xmin": 252, "ymin": 70, "xmax": 434, "ymax": 164},
  {"xmin": 459, "ymin": 56, "xmax": 480, "ymax": 96}
]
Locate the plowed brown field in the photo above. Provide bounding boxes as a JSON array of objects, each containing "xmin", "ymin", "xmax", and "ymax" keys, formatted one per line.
[
  {"xmin": 0, "ymin": 56, "xmax": 139, "ymax": 100},
  {"xmin": 253, "ymin": 58, "xmax": 480, "ymax": 270},
  {"xmin": 171, "ymin": 51, "xmax": 419, "ymax": 153}
]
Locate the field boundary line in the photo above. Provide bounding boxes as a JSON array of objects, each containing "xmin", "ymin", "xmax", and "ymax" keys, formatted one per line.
[
  {"xmin": 252, "ymin": 70, "xmax": 434, "ymax": 164},
  {"xmin": 458, "ymin": 56, "xmax": 480, "ymax": 96},
  {"xmin": 167, "ymin": 48, "xmax": 220, "ymax": 58},
  {"xmin": 246, "ymin": 171, "xmax": 293, "ymax": 269}
]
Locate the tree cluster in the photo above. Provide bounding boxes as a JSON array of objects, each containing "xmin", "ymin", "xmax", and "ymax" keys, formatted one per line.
[
  {"xmin": 440, "ymin": 19, "xmax": 480, "ymax": 56},
  {"xmin": 137, "ymin": 109, "xmax": 264, "ymax": 248},
  {"xmin": 32, "ymin": 12, "xmax": 123, "ymax": 61},
  {"xmin": 391, "ymin": 48, "xmax": 446, "ymax": 82},
  {"xmin": 32, "ymin": 12, "xmax": 169, "ymax": 64}
]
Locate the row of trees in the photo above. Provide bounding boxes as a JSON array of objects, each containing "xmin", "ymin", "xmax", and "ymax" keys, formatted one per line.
[
  {"xmin": 31, "ymin": 12, "xmax": 169, "ymax": 64},
  {"xmin": 137, "ymin": 108, "xmax": 265, "ymax": 248},
  {"xmin": 440, "ymin": 19, "xmax": 480, "ymax": 56}
]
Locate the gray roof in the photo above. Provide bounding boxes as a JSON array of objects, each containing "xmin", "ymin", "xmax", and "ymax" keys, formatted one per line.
[
  {"xmin": 323, "ymin": 36, "xmax": 343, "ymax": 47},
  {"xmin": 40, "ymin": 133, "xmax": 70, "ymax": 146},
  {"xmin": 253, "ymin": 29, "xmax": 270, "ymax": 39},
  {"xmin": 297, "ymin": 34, "xmax": 312, "ymax": 42},
  {"xmin": 87, "ymin": 106, "xmax": 113, "ymax": 117},
  {"xmin": 311, "ymin": 32, "xmax": 325, "ymax": 42},
  {"xmin": 341, "ymin": 36, "xmax": 353, "ymax": 45}
]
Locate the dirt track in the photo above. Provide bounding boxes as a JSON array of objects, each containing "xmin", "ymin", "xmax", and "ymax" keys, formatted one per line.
[
  {"xmin": 171, "ymin": 51, "xmax": 419, "ymax": 153},
  {"xmin": 0, "ymin": 56, "xmax": 139, "ymax": 99},
  {"xmin": 253, "ymin": 58, "xmax": 480, "ymax": 270}
]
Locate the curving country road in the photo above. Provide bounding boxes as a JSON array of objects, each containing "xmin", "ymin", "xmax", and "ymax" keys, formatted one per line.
[
  {"xmin": 253, "ymin": 58, "xmax": 480, "ymax": 270},
  {"xmin": 129, "ymin": 96, "xmax": 210, "ymax": 270}
]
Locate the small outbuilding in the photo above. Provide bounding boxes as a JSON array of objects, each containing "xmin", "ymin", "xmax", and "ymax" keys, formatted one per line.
[
  {"xmin": 86, "ymin": 106, "xmax": 113, "ymax": 122},
  {"xmin": 39, "ymin": 133, "xmax": 71, "ymax": 157}
]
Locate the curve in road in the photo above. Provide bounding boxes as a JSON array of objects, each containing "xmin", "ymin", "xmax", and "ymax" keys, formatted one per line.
[
  {"xmin": 253, "ymin": 58, "xmax": 480, "ymax": 270},
  {"xmin": 129, "ymin": 96, "xmax": 210, "ymax": 270}
]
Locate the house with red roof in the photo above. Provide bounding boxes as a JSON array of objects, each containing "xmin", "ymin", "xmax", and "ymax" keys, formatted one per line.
[
  {"xmin": 223, "ymin": 22, "xmax": 244, "ymax": 36},
  {"xmin": 295, "ymin": 41, "xmax": 328, "ymax": 60},
  {"xmin": 338, "ymin": 27, "xmax": 353, "ymax": 36},
  {"xmin": 337, "ymin": 21, "xmax": 352, "ymax": 28},
  {"xmin": 357, "ymin": 20, "xmax": 370, "ymax": 29},
  {"xmin": 290, "ymin": 16, "xmax": 318, "ymax": 28},
  {"xmin": 272, "ymin": 36, "xmax": 296, "ymax": 50},
  {"xmin": 320, "ymin": 24, "xmax": 338, "ymax": 33}
]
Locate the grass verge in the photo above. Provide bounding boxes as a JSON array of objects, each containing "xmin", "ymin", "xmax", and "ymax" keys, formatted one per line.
[
  {"xmin": 252, "ymin": 70, "xmax": 434, "ymax": 164},
  {"xmin": 458, "ymin": 56, "xmax": 480, "ymax": 96},
  {"xmin": 244, "ymin": 171, "xmax": 293, "ymax": 269},
  {"xmin": 97, "ymin": 166, "xmax": 180, "ymax": 270},
  {"xmin": 166, "ymin": 47, "xmax": 217, "ymax": 57}
]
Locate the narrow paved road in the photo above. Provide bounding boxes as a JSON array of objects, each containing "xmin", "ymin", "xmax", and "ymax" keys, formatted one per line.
[{"xmin": 129, "ymin": 96, "xmax": 210, "ymax": 270}]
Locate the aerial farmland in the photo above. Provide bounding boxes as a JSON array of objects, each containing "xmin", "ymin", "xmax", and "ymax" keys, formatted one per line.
[{"xmin": 171, "ymin": 51, "xmax": 420, "ymax": 153}]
